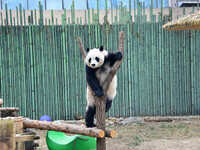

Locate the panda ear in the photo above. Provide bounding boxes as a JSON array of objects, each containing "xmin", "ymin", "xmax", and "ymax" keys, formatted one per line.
[
  {"xmin": 100, "ymin": 46, "xmax": 104, "ymax": 51},
  {"xmin": 86, "ymin": 48, "xmax": 90, "ymax": 52}
]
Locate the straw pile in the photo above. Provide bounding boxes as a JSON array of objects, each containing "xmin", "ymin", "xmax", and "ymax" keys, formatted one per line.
[{"xmin": 163, "ymin": 11, "xmax": 200, "ymax": 30}]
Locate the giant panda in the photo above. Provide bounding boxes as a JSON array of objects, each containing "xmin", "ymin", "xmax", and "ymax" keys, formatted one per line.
[{"xmin": 84, "ymin": 46, "xmax": 122, "ymax": 127}]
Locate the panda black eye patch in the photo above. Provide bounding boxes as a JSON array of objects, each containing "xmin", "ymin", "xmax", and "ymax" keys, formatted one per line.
[
  {"xmin": 89, "ymin": 58, "xmax": 91, "ymax": 63},
  {"xmin": 95, "ymin": 57, "xmax": 99, "ymax": 62}
]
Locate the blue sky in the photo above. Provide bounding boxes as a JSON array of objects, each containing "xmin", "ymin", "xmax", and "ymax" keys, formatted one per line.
[{"xmin": 2, "ymin": 0, "xmax": 169, "ymax": 10}]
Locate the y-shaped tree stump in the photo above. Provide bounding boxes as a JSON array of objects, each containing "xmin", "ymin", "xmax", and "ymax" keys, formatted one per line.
[{"xmin": 77, "ymin": 31, "xmax": 124, "ymax": 150}]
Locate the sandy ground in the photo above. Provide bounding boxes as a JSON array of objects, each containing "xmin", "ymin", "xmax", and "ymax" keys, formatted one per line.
[
  {"xmin": 135, "ymin": 138, "xmax": 200, "ymax": 150},
  {"xmin": 35, "ymin": 118, "xmax": 200, "ymax": 150}
]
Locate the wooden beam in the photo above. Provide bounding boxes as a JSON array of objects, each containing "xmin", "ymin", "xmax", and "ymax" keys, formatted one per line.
[
  {"xmin": 0, "ymin": 119, "xmax": 16, "ymax": 150},
  {"xmin": 15, "ymin": 134, "xmax": 40, "ymax": 142}
]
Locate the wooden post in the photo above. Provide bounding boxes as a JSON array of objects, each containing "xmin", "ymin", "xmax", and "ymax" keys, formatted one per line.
[
  {"xmin": 77, "ymin": 31, "xmax": 124, "ymax": 150},
  {"xmin": 0, "ymin": 119, "xmax": 16, "ymax": 150},
  {"xmin": 14, "ymin": 117, "xmax": 25, "ymax": 150},
  {"xmin": 95, "ymin": 96, "xmax": 106, "ymax": 149}
]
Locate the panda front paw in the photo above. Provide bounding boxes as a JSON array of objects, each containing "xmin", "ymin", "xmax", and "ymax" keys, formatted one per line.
[
  {"xmin": 116, "ymin": 52, "xmax": 123, "ymax": 60},
  {"xmin": 95, "ymin": 89, "xmax": 104, "ymax": 97},
  {"xmin": 86, "ymin": 123, "xmax": 96, "ymax": 128}
]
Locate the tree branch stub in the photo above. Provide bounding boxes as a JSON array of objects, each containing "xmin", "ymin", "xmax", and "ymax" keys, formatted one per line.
[{"xmin": 76, "ymin": 37, "xmax": 86, "ymax": 60}]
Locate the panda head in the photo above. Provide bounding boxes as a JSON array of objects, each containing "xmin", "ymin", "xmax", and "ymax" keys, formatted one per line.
[{"xmin": 85, "ymin": 46, "xmax": 108, "ymax": 69}]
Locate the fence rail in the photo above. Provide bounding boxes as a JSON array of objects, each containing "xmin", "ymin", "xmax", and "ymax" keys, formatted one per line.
[
  {"xmin": 0, "ymin": 0, "xmax": 169, "ymax": 10},
  {"xmin": 0, "ymin": 1, "xmax": 199, "ymax": 25},
  {"xmin": 0, "ymin": 1, "xmax": 200, "ymax": 120}
]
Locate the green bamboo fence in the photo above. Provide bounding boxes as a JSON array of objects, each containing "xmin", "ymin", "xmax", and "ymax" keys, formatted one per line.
[{"xmin": 0, "ymin": 0, "xmax": 200, "ymax": 120}]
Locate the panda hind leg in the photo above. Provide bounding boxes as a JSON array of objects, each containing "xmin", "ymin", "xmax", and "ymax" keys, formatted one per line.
[
  {"xmin": 106, "ymin": 98, "xmax": 113, "ymax": 112},
  {"xmin": 105, "ymin": 75, "xmax": 116, "ymax": 112},
  {"xmin": 85, "ymin": 105, "xmax": 96, "ymax": 127}
]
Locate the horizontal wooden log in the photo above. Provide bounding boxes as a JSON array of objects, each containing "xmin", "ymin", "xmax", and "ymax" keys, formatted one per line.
[
  {"xmin": 15, "ymin": 134, "xmax": 40, "ymax": 142},
  {"xmin": 23, "ymin": 119, "xmax": 116, "ymax": 138},
  {"xmin": 0, "ymin": 108, "xmax": 19, "ymax": 112},
  {"xmin": 23, "ymin": 119, "xmax": 105, "ymax": 138},
  {"xmin": 144, "ymin": 117, "xmax": 173, "ymax": 122},
  {"xmin": 0, "ymin": 108, "xmax": 19, "ymax": 118}
]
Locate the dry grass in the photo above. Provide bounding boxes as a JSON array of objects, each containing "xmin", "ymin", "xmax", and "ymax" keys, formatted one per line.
[
  {"xmin": 107, "ymin": 119, "xmax": 200, "ymax": 150},
  {"xmin": 163, "ymin": 11, "xmax": 200, "ymax": 30}
]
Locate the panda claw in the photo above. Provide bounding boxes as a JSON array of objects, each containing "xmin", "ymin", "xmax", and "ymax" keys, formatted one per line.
[{"xmin": 116, "ymin": 52, "xmax": 123, "ymax": 60}]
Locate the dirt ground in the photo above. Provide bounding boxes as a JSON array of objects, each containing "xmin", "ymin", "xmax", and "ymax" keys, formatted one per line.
[{"xmin": 35, "ymin": 118, "xmax": 200, "ymax": 150}]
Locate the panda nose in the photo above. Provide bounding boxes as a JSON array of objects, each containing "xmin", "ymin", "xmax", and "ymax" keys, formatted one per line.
[{"xmin": 91, "ymin": 64, "xmax": 95, "ymax": 67}]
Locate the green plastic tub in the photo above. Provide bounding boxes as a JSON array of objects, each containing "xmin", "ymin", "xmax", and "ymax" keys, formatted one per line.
[{"xmin": 46, "ymin": 131, "xmax": 96, "ymax": 150}]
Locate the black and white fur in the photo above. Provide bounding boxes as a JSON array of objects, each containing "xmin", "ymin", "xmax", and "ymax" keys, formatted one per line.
[{"xmin": 85, "ymin": 46, "xmax": 122, "ymax": 127}]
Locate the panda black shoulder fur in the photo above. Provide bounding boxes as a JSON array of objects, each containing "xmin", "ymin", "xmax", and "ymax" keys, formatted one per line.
[{"xmin": 84, "ymin": 46, "xmax": 122, "ymax": 127}]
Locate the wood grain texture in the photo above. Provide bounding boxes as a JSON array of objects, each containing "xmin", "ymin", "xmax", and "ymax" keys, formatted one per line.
[
  {"xmin": 0, "ymin": 119, "xmax": 16, "ymax": 150},
  {"xmin": 23, "ymin": 119, "xmax": 105, "ymax": 138}
]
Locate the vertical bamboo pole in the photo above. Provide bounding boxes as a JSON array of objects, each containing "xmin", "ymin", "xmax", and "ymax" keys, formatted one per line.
[
  {"xmin": 45, "ymin": 0, "xmax": 47, "ymax": 10},
  {"xmin": 0, "ymin": 0, "xmax": 2, "ymax": 10},
  {"xmin": 62, "ymin": 0, "xmax": 64, "ymax": 9},
  {"xmin": 28, "ymin": 10, "xmax": 35, "ymax": 119},
  {"xmin": 71, "ymin": 0, "xmax": 75, "ymax": 24},
  {"xmin": 97, "ymin": 0, "xmax": 99, "ymax": 23},
  {"xmin": 0, "ymin": 99, "xmax": 2, "ymax": 117},
  {"xmin": 0, "ymin": 12, "xmax": 2, "ymax": 102},
  {"xmin": 27, "ymin": 0, "xmax": 29, "ymax": 9},
  {"xmin": 62, "ymin": 10, "xmax": 68, "ymax": 118}
]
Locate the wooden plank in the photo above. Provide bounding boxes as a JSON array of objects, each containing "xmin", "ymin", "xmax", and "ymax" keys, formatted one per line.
[
  {"xmin": 0, "ymin": 119, "xmax": 15, "ymax": 150},
  {"xmin": 15, "ymin": 134, "xmax": 39, "ymax": 143},
  {"xmin": 16, "ymin": 142, "xmax": 25, "ymax": 150},
  {"xmin": 0, "ymin": 108, "xmax": 19, "ymax": 117}
]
